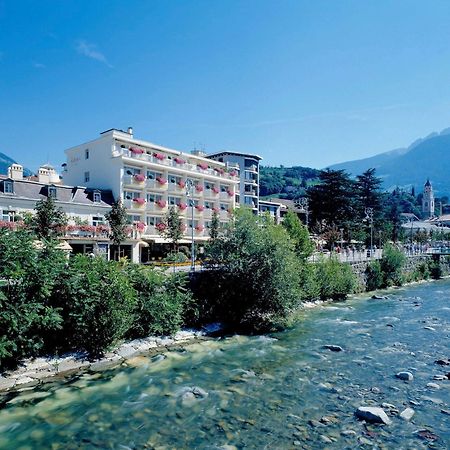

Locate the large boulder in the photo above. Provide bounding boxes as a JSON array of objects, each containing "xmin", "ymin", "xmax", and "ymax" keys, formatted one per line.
[{"xmin": 355, "ymin": 407, "xmax": 392, "ymax": 425}]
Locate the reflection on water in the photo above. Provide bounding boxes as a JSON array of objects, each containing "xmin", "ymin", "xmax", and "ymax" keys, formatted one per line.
[{"xmin": 1, "ymin": 281, "xmax": 450, "ymax": 449}]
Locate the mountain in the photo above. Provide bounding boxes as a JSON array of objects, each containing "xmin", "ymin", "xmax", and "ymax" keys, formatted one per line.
[
  {"xmin": 328, "ymin": 128, "xmax": 450, "ymax": 196},
  {"xmin": 0, "ymin": 152, "xmax": 32, "ymax": 176}
]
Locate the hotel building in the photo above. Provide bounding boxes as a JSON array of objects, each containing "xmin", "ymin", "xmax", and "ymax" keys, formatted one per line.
[{"xmin": 63, "ymin": 128, "xmax": 238, "ymax": 260}]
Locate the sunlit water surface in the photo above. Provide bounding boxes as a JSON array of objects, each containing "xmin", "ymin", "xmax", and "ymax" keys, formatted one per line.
[{"xmin": 1, "ymin": 281, "xmax": 450, "ymax": 449}]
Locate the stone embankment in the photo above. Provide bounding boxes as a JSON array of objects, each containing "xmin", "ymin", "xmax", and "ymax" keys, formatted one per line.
[{"xmin": 0, "ymin": 330, "xmax": 207, "ymax": 394}]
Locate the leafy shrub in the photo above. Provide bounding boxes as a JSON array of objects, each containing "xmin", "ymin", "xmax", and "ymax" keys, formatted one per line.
[
  {"xmin": 127, "ymin": 266, "xmax": 192, "ymax": 337},
  {"xmin": 365, "ymin": 260, "xmax": 383, "ymax": 291},
  {"xmin": 379, "ymin": 244, "xmax": 406, "ymax": 287},
  {"xmin": 428, "ymin": 260, "xmax": 443, "ymax": 280},
  {"xmin": 54, "ymin": 256, "xmax": 137, "ymax": 357},
  {"xmin": 163, "ymin": 251, "xmax": 188, "ymax": 263},
  {"xmin": 315, "ymin": 256, "xmax": 357, "ymax": 300},
  {"xmin": 0, "ymin": 230, "xmax": 66, "ymax": 367},
  {"xmin": 204, "ymin": 209, "xmax": 302, "ymax": 331}
]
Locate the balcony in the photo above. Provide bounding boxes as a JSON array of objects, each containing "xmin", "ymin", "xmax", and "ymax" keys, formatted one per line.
[
  {"xmin": 123, "ymin": 199, "xmax": 146, "ymax": 210},
  {"xmin": 123, "ymin": 175, "xmax": 145, "ymax": 187},
  {"xmin": 117, "ymin": 147, "xmax": 236, "ymax": 179}
]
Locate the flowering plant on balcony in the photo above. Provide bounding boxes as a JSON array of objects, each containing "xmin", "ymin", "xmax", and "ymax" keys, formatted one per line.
[
  {"xmin": 195, "ymin": 204, "xmax": 205, "ymax": 212},
  {"xmin": 133, "ymin": 197, "xmax": 146, "ymax": 205},
  {"xmin": 195, "ymin": 184, "xmax": 204, "ymax": 192},
  {"xmin": 229, "ymin": 170, "xmax": 237, "ymax": 177},
  {"xmin": 130, "ymin": 147, "xmax": 144, "ymax": 154},
  {"xmin": 212, "ymin": 186, "xmax": 219, "ymax": 194},
  {"xmin": 156, "ymin": 222, "xmax": 167, "ymax": 232},
  {"xmin": 197, "ymin": 162, "xmax": 209, "ymax": 170},
  {"xmin": 214, "ymin": 167, "xmax": 225, "ymax": 175},
  {"xmin": 135, "ymin": 221, "xmax": 146, "ymax": 232},
  {"xmin": 227, "ymin": 189, "xmax": 234, "ymax": 197},
  {"xmin": 156, "ymin": 199, "xmax": 167, "ymax": 208},
  {"xmin": 180, "ymin": 223, "xmax": 187, "ymax": 232},
  {"xmin": 177, "ymin": 180, "xmax": 186, "ymax": 188},
  {"xmin": 177, "ymin": 202, "xmax": 187, "ymax": 210},
  {"xmin": 79, "ymin": 224, "xmax": 96, "ymax": 232},
  {"xmin": 96, "ymin": 224, "xmax": 109, "ymax": 234},
  {"xmin": 212, "ymin": 207, "xmax": 220, "ymax": 213},
  {"xmin": 153, "ymin": 152, "xmax": 166, "ymax": 160},
  {"xmin": 174, "ymin": 157, "xmax": 186, "ymax": 164},
  {"xmin": 195, "ymin": 224, "xmax": 204, "ymax": 232},
  {"xmin": 156, "ymin": 177, "xmax": 167, "ymax": 185},
  {"xmin": 134, "ymin": 173, "xmax": 145, "ymax": 182}
]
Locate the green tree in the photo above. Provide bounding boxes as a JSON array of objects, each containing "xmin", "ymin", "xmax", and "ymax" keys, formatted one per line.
[
  {"xmin": 158, "ymin": 206, "xmax": 184, "ymax": 254},
  {"xmin": 281, "ymin": 210, "xmax": 314, "ymax": 260},
  {"xmin": 106, "ymin": 200, "xmax": 128, "ymax": 259},
  {"xmin": 379, "ymin": 244, "xmax": 406, "ymax": 287},
  {"xmin": 307, "ymin": 169, "xmax": 355, "ymax": 231},
  {"xmin": 31, "ymin": 196, "xmax": 68, "ymax": 239},
  {"xmin": 209, "ymin": 210, "xmax": 220, "ymax": 242},
  {"xmin": 204, "ymin": 208, "xmax": 302, "ymax": 331}
]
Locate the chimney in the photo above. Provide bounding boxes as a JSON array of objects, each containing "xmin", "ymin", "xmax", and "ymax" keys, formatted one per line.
[
  {"xmin": 127, "ymin": 127, "xmax": 133, "ymax": 138},
  {"xmin": 8, "ymin": 164, "xmax": 23, "ymax": 180},
  {"xmin": 38, "ymin": 167, "xmax": 50, "ymax": 184}
]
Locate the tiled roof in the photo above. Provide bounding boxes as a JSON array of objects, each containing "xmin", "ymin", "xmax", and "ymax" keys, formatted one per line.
[{"xmin": 0, "ymin": 176, "xmax": 114, "ymax": 206}]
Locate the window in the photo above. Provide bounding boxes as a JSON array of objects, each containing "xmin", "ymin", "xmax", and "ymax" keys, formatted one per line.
[
  {"xmin": 85, "ymin": 149, "xmax": 89, "ymax": 160},
  {"xmin": 220, "ymin": 203, "xmax": 228, "ymax": 210},
  {"xmin": 146, "ymin": 193, "xmax": 163, "ymax": 203},
  {"xmin": 124, "ymin": 166, "xmax": 140, "ymax": 176},
  {"xmin": 127, "ymin": 214, "xmax": 141, "ymax": 224},
  {"xmin": 92, "ymin": 216, "xmax": 104, "ymax": 226},
  {"xmin": 84, "ymin": 171, "xmax": 90, "ymax": 183},
  {"xmin": 168, "ymin": 174, "xmax": 181, "ymax": 184},
  {"xmin": 146, "ymin": 170, "xmax": 163, "ymax": 180},
  {"xmin": 146, "ymin": 216, "xmax": 163, "ymax": 226},
  {"xmin": 204, "ymin": 201, "xmax": 213, "ymax": 209},
  {"xmin": 124, "ymin": 191, "xmax": 140, "ymax": 200},
  {"xmin": 168, "ymin": 196, "xmax": 181, "ymax": 206},
  {"xmin": 3, "ymin": 180, "xmax": 13, "ymax": 194},
  {"xmin": 48, "ymin": 186, "xmax": 57, "ymax": 199},
  {"xmin": 93, "ymin": 191, "xmax": 102, "ymax": 203}
]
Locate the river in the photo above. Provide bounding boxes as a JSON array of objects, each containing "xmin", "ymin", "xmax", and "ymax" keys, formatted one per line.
[{"xmin": 1, "ymin": 280, "xmax": 449, "ymax": 449}]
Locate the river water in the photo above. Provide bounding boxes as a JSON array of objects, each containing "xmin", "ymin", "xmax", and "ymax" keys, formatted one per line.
[{"xmin": 1, "ymin": 281, "xmax": 450, "ymax": 449}]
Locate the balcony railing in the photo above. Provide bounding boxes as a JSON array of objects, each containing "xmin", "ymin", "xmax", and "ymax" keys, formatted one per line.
[{"xmin": 117, "ymin": 147, "xmax": 238, "ymax": 180}]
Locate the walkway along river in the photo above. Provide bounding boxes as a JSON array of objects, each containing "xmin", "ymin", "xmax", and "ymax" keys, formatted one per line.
[{"xmin": 0, "ymin": 280, "xmax": 449, "ymax": 449}]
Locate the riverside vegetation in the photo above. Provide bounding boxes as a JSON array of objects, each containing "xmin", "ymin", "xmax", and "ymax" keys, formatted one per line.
[{"xmin": 0, "ymin": 200, "xmax": 444, "ymax": 370}]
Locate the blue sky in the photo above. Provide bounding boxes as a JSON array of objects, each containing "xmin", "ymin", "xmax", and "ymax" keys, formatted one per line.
[{"xmin": 2, "ymin": 0, "xmax": 450, "ymax": 172}]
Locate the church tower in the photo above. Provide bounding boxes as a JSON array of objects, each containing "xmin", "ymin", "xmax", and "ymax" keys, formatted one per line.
[{"xmin": 422, "ymin": 179, "xmax": 435, "ymax": 219}]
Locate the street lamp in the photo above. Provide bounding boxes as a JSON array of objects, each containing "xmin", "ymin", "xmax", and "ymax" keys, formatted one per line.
[
  {"xmin": 298, "ymin": 197, "xmax": 309, "ymax": 228},
  {"xmin": 185, "ymin": 179, "xmax": 195, "ymax": 271},
  {"xmin": 364, "ymin": 207, "xmax": 374, "ymax": 258}
]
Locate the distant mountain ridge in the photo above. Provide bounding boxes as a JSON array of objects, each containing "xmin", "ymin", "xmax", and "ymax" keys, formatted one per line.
[
  {"xmin": 328, "ymin": 128, "xmax": 450, "ymax": 196},
  {"xmin": 0, "ymin": 151, "xmax": 32, "ymax": 177}
]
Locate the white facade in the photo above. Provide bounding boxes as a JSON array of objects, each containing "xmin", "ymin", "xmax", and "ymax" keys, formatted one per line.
[{"xmin": 63, "ymin": 129, "xmax": 238, "ymax": 246}]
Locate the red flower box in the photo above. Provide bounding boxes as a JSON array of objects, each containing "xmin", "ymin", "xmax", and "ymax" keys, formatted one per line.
[
  {"xmin": 229, "ymin": 170, "xmax": 237, "ymax": 177},
  {"xmin": 178, "ymin": 202, "xmax": 187, "ymax": 210},
  {"xmin": 130, "ymin": 147, "xmax": 144, "ymax": 154},
  {"xmin": 195, "ymin": 225, "xmax": 204, "ymax": 232},
  {"xmin": 153, "ymin": 152, "xmax": 166, "ymax": 160},
  {"xmin": 197, "ymin": 162, "xmax": 209, "ymax": 170},
  {"xmin": 134, "ymin": 174, "xmax": 145, "ymax": 182},
  {"xmin": 156, "ymin": 177, "xmax": 167, "ymax": 185},
  {"xmin": 156, "ymin": 199, "xmax": 167, "ymax": 208},
  {"xmin": 195, "ymin": 185, "xmax": 204, "ymax": 192},
  {"xmin": 212, "ymin": 186, "xmax": 219, "ymax": 194},
  {"xmin": 136, "ymin": 221, "xmax": 146, "ymax": 232},
  {"xmin": 214, "ymin": 167, "xmax": 225, "ymax": 175},
  {"xmin": 227, "ymin": 189, "xmax": 234, "ymax": 197},
  {"xmin": 175, "ymin": 157, "xmax": 186, "ymax": 164},
  {"xmin": 178, "ymin": 180, "xmax": 186, "ymax": 188},
  {"xmin": 156, "ymin": 223, "xmax": 167, "ymax": 232},
  {"xmin": 195, "ymin": 205, "xmax": 205, "ymax": 212},
  {"xmin": 133, "ymin": 197, "xmax": 146, "ymax": 205},
  {"xmin": 212, "ymin": 207, "xmax": 220, "ymax": 213}
]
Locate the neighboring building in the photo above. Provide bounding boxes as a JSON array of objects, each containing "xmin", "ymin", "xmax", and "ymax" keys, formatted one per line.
[
  {"xmin": 63, "ymin": 128, "xmax": 238, "ymax": 261},
  {"xmin": 259, "ymin": 199, "xmax": 286, "ymax": 224},
  {"xmin": 0, "ymin": 163, "xmax": 142, "ymax": 261},
  {"xmin": 422, "ymin": 179, "xmax": 435, "ymax": 219},
  {"xmin": 207, "ymin": 150, "xmax": 261, "ymax": 212}
]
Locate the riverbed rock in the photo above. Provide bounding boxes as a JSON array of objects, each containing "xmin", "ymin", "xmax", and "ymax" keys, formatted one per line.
[
  {"xmin": 399, "ymin": 408, "xmax": 415, "ymax": 421},
  {"xmin": 371, "ymin": 295, "xmax": 388, "ymax": 300},
  {"xmin": 322, "ymin": 345, "xmax": 344, "ymax": 352},
  {"xmin": 426, "ymin": 382, "xmax": 440, "ymax": 390},
  {"xmin": 355, "ymin": 407, "xmax": 392, "ymax": 425},
  {"xmin": 435, "ymin": 358, "xmax": 450, "ymax": 366},
  {"xmin": 396, "ymin": 371, "xmax": 414, "ymax": 381}
]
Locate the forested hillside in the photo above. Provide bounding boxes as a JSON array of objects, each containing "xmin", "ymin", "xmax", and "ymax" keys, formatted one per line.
[{"xmin": 259, "ymin": 166, "xmax": 320, "ymax": 199}]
